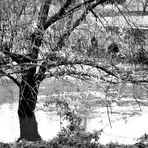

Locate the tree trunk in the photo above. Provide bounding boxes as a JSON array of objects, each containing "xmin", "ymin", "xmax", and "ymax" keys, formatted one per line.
[{"xmin": 17, "ymin": 67, "xmax": 41, "ymax": 141}]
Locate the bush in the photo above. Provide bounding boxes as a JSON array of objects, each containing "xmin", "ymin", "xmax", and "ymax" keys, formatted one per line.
[
  {"xmin": 50, "ymin": 127, "xmax": 101, "ymax": 148},
  {"xmin": 50, "ymin": 98, "xmax": 102, "ymax": 148}
]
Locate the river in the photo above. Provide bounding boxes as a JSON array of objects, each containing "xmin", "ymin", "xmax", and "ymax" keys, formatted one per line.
[{"xmin": 0, "ymin": 77, "xmax": 148, "ymax": 144}]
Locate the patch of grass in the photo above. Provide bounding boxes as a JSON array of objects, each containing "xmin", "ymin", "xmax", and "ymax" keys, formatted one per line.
[{"xmin": 1, "ymin": 141, "xmax": 148, "ymax": 148}]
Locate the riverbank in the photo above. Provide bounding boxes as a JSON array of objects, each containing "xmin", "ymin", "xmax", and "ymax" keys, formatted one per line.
[{"xmin": 0, "ymin": 141, "xmax": 147, "ymax": 148}]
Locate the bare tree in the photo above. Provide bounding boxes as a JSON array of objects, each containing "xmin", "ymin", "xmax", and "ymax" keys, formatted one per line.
[{"xmin": 0, "ymin": 0, "xmax": 128, "ymax": 141}]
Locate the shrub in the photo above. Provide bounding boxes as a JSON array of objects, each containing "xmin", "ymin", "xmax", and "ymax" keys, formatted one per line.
[
  {"xmin": 50, "ymin": 127, "xmax": 101, "ymax": 148},
  {"xmin": 49, "ymin": 98, "xmax": 102, "ymax": 148}
]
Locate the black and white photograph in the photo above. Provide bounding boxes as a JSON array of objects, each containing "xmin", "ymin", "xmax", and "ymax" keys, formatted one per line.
[{"xmin": 0, "ymin": 0, "xmax": 148, "ymax": 147}]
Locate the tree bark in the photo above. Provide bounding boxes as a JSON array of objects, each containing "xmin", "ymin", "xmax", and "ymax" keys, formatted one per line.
[{"xmin": 17, "ymin": 66, "xmax": 41, "ymax": 141}]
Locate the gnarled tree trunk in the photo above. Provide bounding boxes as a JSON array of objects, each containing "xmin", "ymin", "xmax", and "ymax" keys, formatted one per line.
[{"xmin": 17, "ymin": 66, "xmax": 41, "ymax": 141}]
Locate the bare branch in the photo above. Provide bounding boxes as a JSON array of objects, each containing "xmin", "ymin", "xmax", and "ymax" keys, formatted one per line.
[
  {"xmin": 44, "ymin": 58, "xmax": 117, "ymax": 77},
  {"xmin": 0, "ymin": 70, "xmax": 20, "ymax": 87},
  {"xmin": 44, "ymin": 0, "xmax": 108, "ymax": 30},
  {"xmin": 44, "ymin": 0, "xmax": 73, "ymax": 30},
  {"xmin": 1, "ymin": 43, "xmax": 33, "ymax": 64},
  {"xmin": 45, "ymin": 69, "xmax": 98, "ymax": 79},
  {"xmin": 29, "ymin": 0, "xmax": 53, "ymax": 64},
  {"xmin": 38, "ymin": 0, "xmax": 52, "ymax": 29}
]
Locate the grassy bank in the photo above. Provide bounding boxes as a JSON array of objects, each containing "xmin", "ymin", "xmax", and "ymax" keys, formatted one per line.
[{"xmin": 0, "ymin": 141, "xmax": 147, "ymax": 148}]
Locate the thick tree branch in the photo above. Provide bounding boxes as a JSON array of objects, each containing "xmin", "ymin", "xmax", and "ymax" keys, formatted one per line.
[
  {"xmin": 45, "ymin": 69, "xmax": 99, "ymax": 80},
  {"xmin": 36, "ymin": 56, "xmax": 117, "ymax": 82},
  {"xmin": 0, "ymin": 70, "xmax": 20, "ymax": 87},
  {"xmin": 8, "ymin": 53, "xmax": 32, "ymax": 64},
  {"xmin": 45, "ymin": 59, "xmax": 117, "ymax": 77},
  {"xmin": 38, "ymin": 0, "xmax": 52, "ymax": 29},
  {"xmin": 43, "ymin": 0, "xmax": 73, "ymax": 30},
  {"xmin": 6, "ymin": 74, "xmax": 20, "ymax": 88},
  {"xmin": 1, "ymin": 43, "xmax": 33, "ymax": 64},
  {"xmin": 27, "ymin": 0, "xmax": 52, "ymax": 72},
  {"xmin": 29, "ymin": 0, "xmax": 52, "ymax": 60}
]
